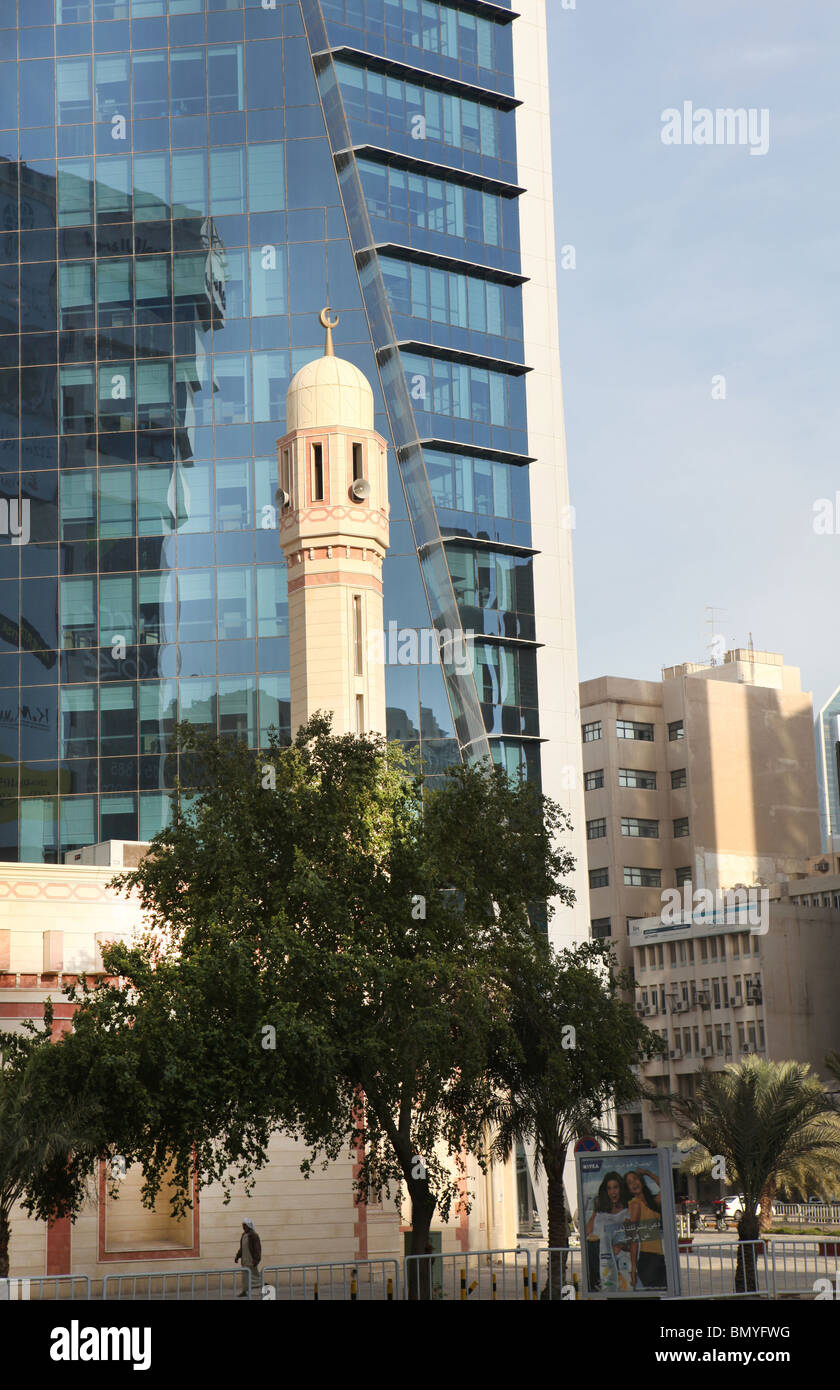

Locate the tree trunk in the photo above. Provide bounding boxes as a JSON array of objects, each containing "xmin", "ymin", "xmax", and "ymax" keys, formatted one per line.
[
  {"xmin": 406, "ymin": 1180, "xmax": 437, "ymax": 1301},
  {"xmin": 759, "ymin": 1180, "xmax": 775, "ymax": 1233},
  {"xmin": 0, "ymin": 1206, "xmax": 10, "ymax": 1280},
  {"xmin": 735, "ymin": 1211, "xmax": 761, "ymax": 1294},
  {"xmin": 543, "ymin": 1148, "xmax": 569, "ymax": 1300}
]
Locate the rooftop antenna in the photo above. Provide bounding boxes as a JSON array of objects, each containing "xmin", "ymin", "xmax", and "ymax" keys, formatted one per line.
[{"xmin": 705, "ymin": 606, "xmax": 726, "ymax": 665}]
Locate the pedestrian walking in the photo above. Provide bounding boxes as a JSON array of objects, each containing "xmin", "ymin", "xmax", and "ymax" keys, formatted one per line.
[{"xmin": 235, "ymin": 1219, "xmax": 262, "ymax": 1297}]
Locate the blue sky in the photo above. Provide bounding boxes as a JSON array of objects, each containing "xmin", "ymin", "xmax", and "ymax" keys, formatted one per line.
[{"xmin": 547, "ymin": 0, "xmax": 840, "ymax": 714}]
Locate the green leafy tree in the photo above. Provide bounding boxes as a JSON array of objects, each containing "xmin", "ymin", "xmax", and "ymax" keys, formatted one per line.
[
  {"xmin": 0, "ymin": 1005, "xmax": 100, "ymax": 1279},
  {"xmin": 488, "ymin": 940, "xmax": 663, "ymax": 1298},
  {"xmin": 50, "ymin": 716, "xmax": 575, "ymax": 1293},
  {"xmin": 664, "ymin": 1057, "xmax": 840, "ymax": 1290}
]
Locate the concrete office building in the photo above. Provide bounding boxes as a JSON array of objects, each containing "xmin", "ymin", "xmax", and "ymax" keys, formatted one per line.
[
  {"xmin": 581, "ymin": 648, "xmax": 821, "ymax": 963},
  {"xmin": 623, "ymin": 877, "xmax": 840, "ymax": 1182},
  {"xmin": 580, "ymin": 646, "xmax": 829, "ymax": 1176}
]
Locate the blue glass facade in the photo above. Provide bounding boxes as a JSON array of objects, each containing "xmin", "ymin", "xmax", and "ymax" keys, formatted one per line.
[{"xmin": 0, "ymin": 0, "xmax": 541, "ymax": 863}]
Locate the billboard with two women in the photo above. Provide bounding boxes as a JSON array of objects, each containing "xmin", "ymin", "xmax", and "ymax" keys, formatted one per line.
[{"xmin": 575, "ymin": 1148, "xmax": 680, "ymax": 1297}]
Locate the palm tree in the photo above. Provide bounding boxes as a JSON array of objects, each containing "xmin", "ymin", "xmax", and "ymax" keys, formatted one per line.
[
  {"xmin": 489, "ymin": 940, "xmax": 662, "ymax": 1299},
  {"xmin": 664, "ymin": 1057, "xmax": 840, "ymax": 1292}
]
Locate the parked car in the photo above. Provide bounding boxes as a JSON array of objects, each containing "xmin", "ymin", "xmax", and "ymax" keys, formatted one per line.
[{"xmin": 719, "ymin": 1195, "xmax": 777, "ymax": 1219}]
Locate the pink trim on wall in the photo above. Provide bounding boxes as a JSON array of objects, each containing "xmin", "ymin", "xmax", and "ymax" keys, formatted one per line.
[
  {"xmin": 46, "ymin": 1217, "xmax": 72, "ymax": 1276},
  {"xmin": 0, "ymin": 1002, "xmax": 76, "ymax": 1018},
  {"xmin": 456, "ymin": 1152, "xmax": 470, "ymax": 1253},
  {"xmin": 351, "ymin": 1096, "xmax": 368, "ymax": 1261}
]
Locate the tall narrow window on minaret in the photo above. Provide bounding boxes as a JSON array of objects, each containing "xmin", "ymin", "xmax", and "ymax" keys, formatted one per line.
[
  {"xmin": 352, "ymin": 442, "xmax": 363, "ymax": 482},
  {"xmin": 352, "ymin": 593, "xmax": 363, "ymax": 675},
  {"xmin": 281, "ymin": 449, "xmax": 290, "ymax": 498},
  {"xmin": 355, "ymin": 694, "xmax": 365, "ymax": 735},
  {"xmin": 311, "ymin": 443, "xmax": 324, "ymax": 500}
]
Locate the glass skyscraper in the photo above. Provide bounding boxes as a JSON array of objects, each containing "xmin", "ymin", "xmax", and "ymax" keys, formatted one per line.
[
  {"xmin": 816, "ymin": 685, "xmax": 840, "ymax": 851},
  {"xmin": 0, "ymin": 0, "xmax": 590, "ymax": 936}
]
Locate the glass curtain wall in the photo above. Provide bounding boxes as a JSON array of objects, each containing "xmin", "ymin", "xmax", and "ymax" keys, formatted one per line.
[{"xmin": 0, "ymin": 0, "xmax": 539, "ymax": 862}]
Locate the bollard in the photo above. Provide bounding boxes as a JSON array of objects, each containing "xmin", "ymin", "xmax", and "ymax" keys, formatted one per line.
[
  {"xmin": 492, "ymin": 1271, "xmax": 497, "ymax": 1301},
  {"xmin": 468, "ymin": 1280, "xmax": 478, "ymax": 1297},
  {"xmin": 350, "ymin": 1274, "xmax": 357, "ymax": 1302},
  {"xmin": 314, "ymin": 1281, "xmax": 319, "ymax": 1302},
  {"xmin": 523, "ymin": 1266, "xmax": 529, "ymax": 1301},
  {"xmin": 460, "ymin": 1268, "xmax": 466, "ymax": 1301},
  {"xmin": 387, "ymin": 1277, "xmax": 393, "ymax": 1301},
  {"xmin": 531, "ymin": 1271, "xmax": 537, "ymax": 1299}
]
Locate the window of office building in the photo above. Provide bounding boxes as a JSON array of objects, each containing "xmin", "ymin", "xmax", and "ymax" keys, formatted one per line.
[
  {"xmin": 582, "ymin": 720, "xmax": 602, "ymax": 743},
  {"xmin": 591, "ymin": 917, "xmax": 611, "ymax": 939},
  {"xmin": 619, "ymin": 767, "xmax": 656, "ymax": 789},
  {"xmin": 587, "ymin": 818, "xmax": 606, "ymax": 840},
  {"xmin": 671, "ymin": 768, "xmax": 687, "ymax": 789},
  {"xmin": 589, "ymin": 867, "xmax": 609, "ymax": 889},
  {"xmin": 621, "ymin": 817, "xmax": 659, "ymax": 838},
  {"xmin": 585, "ymin": 769, "xmax": 604, "ymax": 790},
  {"xmin": 624, "ymin": 867, "xmax": 662, "ymax": 887},
  {"xmin": 616, "ymin": 720, "xmax": 654, "ymax": 741},
  {"xmin": 673, "ymin": 817, "xmax": 690, "ymax": 837},
  {"xmin": 668, "ymin": 720, "xmax": 685, "ymax": 741},
  {"xmin": 675, "ymin": 866, "xmax": 692, "ymax": 886}
]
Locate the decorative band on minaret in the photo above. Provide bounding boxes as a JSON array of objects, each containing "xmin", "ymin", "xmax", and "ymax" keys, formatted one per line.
[{"xmin": 276, "ymin": 311, "xmax": 390, "ymax": 739}]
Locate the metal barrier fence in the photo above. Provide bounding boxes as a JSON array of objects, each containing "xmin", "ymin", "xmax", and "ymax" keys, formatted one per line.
[
  {"xmin": 677, "ymin": 1240, "xmax": 772, "ymax": 1299},
  {"xmin": 403, "ymin": 1246, "xmax": 531, "ymax": 1300},
  {"xmin": 774, "ymin": 1203, "xmax": 840, "ymax": 1225},
  {"xmin": 17, "ymin": 1241, "xmax": 840, "ymax": 1303},
  {"xmin": 262, "ymin": 1259, "xmax": 400, "ymax": 1302},
  {"xmin": 767, "ymin": 1239, "xmax": 840, "ymax": 1298},
  {"xmin": 0, "ymin": 1275, "xmax": 91, "ymax": 1301},
  {"xmin": 534, "ymin": 1246, "xmax": 582, "ymax": 1300},
  {"xmin": 102, "ymin": 1267, "xmax": 247, "ymax": 1301},
  {"xmin": 675, "ymin": 1239, "xmax": 840, "ymax": 1300}
]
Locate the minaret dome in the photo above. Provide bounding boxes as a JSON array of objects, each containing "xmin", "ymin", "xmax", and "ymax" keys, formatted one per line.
[{"xmin": 285, "ymin": 308, "xmax": 374, "ymax": 432}]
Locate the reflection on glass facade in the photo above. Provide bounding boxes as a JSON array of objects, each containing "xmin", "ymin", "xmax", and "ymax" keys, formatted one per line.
[
  {"xmin": 0, "ymin": 0, "xmax": 541, "ymax": 862},
  {"xmin": 817, "ymin": 685, "xmax": 840, "ymax": 849}
]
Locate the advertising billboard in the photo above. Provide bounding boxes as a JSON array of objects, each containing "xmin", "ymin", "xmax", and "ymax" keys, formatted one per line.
[{"xmin": 575, "ymin": 1148, "xmax": 681, "ymax": 1298}]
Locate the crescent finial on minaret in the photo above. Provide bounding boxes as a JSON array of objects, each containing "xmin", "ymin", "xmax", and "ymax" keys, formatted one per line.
[{"xmin": 319, "ymin": 306, "xmax": 339, "ymax": 356}]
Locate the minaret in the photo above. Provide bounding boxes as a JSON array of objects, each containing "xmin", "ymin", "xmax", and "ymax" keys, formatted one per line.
[{"xmin": 276, "ymin": 310, "xmax": 390, "ymax": 737}]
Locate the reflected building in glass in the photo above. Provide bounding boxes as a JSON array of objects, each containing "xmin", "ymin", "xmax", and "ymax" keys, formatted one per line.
[
  {"xmin": 0, "ymin": 0, "xmax": 589, "ymax": 942},
  {"xmin": 817, "ymin": 685, "xmax": 840, "ymax": 852}
]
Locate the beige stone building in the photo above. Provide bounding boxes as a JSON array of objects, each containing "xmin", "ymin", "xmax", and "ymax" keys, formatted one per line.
[
  {"xmin": 0, "ymin": 848, "xmax": 521, "ymax": 1286},
  {"xmin": 580, "ymin": 648, "xmax": 830, "ymax": 1182}
]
